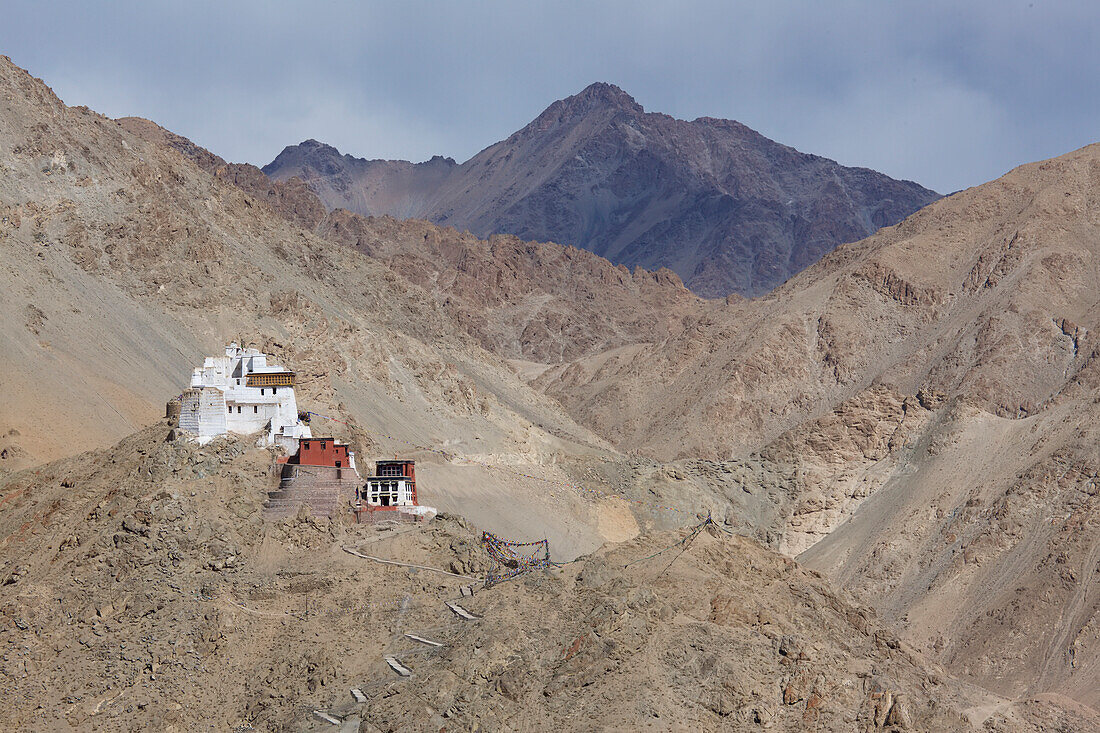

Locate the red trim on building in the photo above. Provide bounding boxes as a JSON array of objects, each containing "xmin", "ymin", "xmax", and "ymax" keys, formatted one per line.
[
  {"xmin": 354, "ymin": 459, "xmax": 420, "ymax": 523},
  {"xmin": 373, "ymin": 460, "xmax": 417, "ymax": 504},
  {"xmin": 287, "ymin": 437, "xmax": 351, "ymax": 468}
]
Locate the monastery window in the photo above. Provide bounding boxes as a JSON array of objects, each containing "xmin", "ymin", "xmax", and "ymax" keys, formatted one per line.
[
  {"xmin": 273, "ymin": 387, "xmax": 278, "ymax": 395},
  {"xmin": 260, "ymin": 388, "xmax": 264, "ymax": 395},
  {"xmin": 227, "ymin": 405, "xmax": 232, "ymax": 414},
  {"xmin": 253, "ymin": 406, "xmax": 258, "ymax": 414},
  {"xmin": 237, "ymin": 406, "xmax": 242, "ymax": 413}
]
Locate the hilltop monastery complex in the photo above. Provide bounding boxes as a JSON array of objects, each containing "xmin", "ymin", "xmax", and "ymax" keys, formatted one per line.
[{"xmin": 171, "ymin": 344, "xmax": 432, "ymax": 521}]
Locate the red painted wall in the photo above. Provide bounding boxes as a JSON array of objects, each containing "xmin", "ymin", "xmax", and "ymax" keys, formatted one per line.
[{"xmin": 293, "ymin": 438, "xmax": 350, "ymax": 467}]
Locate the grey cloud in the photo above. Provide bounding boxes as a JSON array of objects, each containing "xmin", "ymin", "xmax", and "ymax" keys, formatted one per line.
[{"xmin": 3, "ymin": 0, "xmax": 1098, "ymax": 192}]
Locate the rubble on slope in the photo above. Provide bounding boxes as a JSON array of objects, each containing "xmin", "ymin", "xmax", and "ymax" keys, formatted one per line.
[{"xmin": 1, "ymin": 425, "xmax": 1072, "ymax": 732}]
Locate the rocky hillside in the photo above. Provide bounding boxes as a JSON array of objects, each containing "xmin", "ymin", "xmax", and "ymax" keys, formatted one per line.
[
  {"xmin": 533, "ymin": 143, "xmax": 1100, "ymax": 460},
  {"xmin": 120, "ymin": 120, "xmax": 707, "ymax": 365},
  {"xmin": 263, "ymin": 83, "xmax": 940, "ymax": 297},
  {"xmin": 525, "ymin": 141, "xmax": 1100, "ymax": 712},
  {"xmin": 5, "ymin": 427, "xmax": 1085, "ymax": 732}
]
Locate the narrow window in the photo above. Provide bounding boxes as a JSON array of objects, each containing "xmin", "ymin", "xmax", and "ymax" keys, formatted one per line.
[
  {"xmin": 273, "ymin": 387, "xmax": 278, "ymax": 395},
  {"xmin": 237, "ymin": 406, "xmax": 242, "ymax": 413},
  {"xmin": 260, "ymin": 388, "xmax": 264, "ymax": 395},
  {"xmin": 227, "ymin": 405, "xmax": 231, "ymax": 414},
  {"xmin": 253, "ymin": 406, "xmax": 258, "ymax": 414}
]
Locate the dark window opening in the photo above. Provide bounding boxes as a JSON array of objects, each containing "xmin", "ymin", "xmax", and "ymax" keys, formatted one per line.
[
  {"xmin": 253, "ymin": 406, "xmax": 258, "ymax": 414},
  {"xmin": 237, "ymin": 406, "xmax": 242, "ymax": 413}
]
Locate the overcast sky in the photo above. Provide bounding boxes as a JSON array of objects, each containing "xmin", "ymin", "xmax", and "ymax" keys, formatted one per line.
[{"xmin": 4, "ymin": 1, "xmax": 1098, "ymax": 193}]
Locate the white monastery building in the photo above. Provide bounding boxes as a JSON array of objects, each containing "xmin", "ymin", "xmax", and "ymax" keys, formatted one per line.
[{"xmin": 177, "ymin": 343, "xmax": 312, "ymax": 451}]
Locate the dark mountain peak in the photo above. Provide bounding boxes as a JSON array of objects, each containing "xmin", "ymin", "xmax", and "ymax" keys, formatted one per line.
[
  {"xmin": 294, "ymin": 139, "xmax": 344, "ymax": 158},
  {"xmin": 264, "ymin": 140, "xmax": 456, "ymax": 174},
  {"xmin": 570, "ymin": 82, "xmax": 642, "ymax": 112},
  {"xmin": 532, "ymin": 82, "xmax": 644, "ymax": 128},
  {"xmin": 265, "ymin": 86, "xmax": 941, "ymax": 297},
  {"xmin": 262, "ymin": 139, "xmax": 345, "ymax": 176}
]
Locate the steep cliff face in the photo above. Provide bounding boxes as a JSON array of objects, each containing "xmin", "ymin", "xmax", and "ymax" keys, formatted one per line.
[{"xmin": 264, "ymin": 83, "xmax": 940, "ymax": 297}]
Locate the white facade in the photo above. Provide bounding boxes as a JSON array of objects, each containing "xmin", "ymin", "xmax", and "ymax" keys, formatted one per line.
[
  {"xmin": 364, "ymin": 478, "xmax": 416, "ymax": 507},
  {"xmin": 178, "ymin": 343, "xmax": 312, "ymax": 451}
]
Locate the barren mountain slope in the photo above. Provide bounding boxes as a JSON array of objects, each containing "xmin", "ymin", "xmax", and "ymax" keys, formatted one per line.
[
  {"xmin": 526, "ymin": 143, "xmax": 1100, "ymax": 711},
  {"xmin": 114, "ymin": 115, "xmax": 227, "ymax": 174},
  {"xmin": 797, "ymin": 398, "xmax": 1100, "ymax": 711},
  {"xmin": 264, "ymin": 83, "xmax": 940, "ymax": 297},
  {"xmin": 313, "ymin": 211, "xmax": 705, "ymax": 363},
  {"xmin": 120, "ymin": 119, "xmax": 708, "ymax": 364},
  {"xmin": 7, "ymin": 52, "xmax": 1100, "ymax": 727},
  {"xmin": 0, "ymin": 56, "xmax": 658, "ymax": 556},
  {"xmin": 6, "ymin": 427, "xmax": 1085, "ymax": 732},
  {"xmin": 536, "ymin": 144, "xmax": 1100, "ymax": 462}
]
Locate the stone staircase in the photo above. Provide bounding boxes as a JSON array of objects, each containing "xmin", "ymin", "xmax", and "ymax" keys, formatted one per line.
[{"xmin": 265, "ymin": 465, "xmax": 359, "ymax": 519}]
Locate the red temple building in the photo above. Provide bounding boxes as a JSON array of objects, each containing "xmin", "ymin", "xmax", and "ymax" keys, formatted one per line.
[{"xmin": 287, "ymin": 437, "xmax": 356, "ymax": 477}]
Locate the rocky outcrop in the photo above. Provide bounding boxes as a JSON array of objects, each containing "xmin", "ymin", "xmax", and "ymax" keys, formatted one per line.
[
  {"xmin": 762, "ymin": 387, "xmax": 932, "ymax": 556},
  {"xmin": 264, "ymin": 83, "xmax": 940, "ymax": 297},
  {"xmin": 213, "ymin": 163, "xmax": 327, "ymax": 230},
  {"xmin": 116, "ymin": 116, "xmax": 227, "ymax": 173},
  {"xmin": 314, "ymin": 212, "xmax": 703, "ymax": 362}
]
